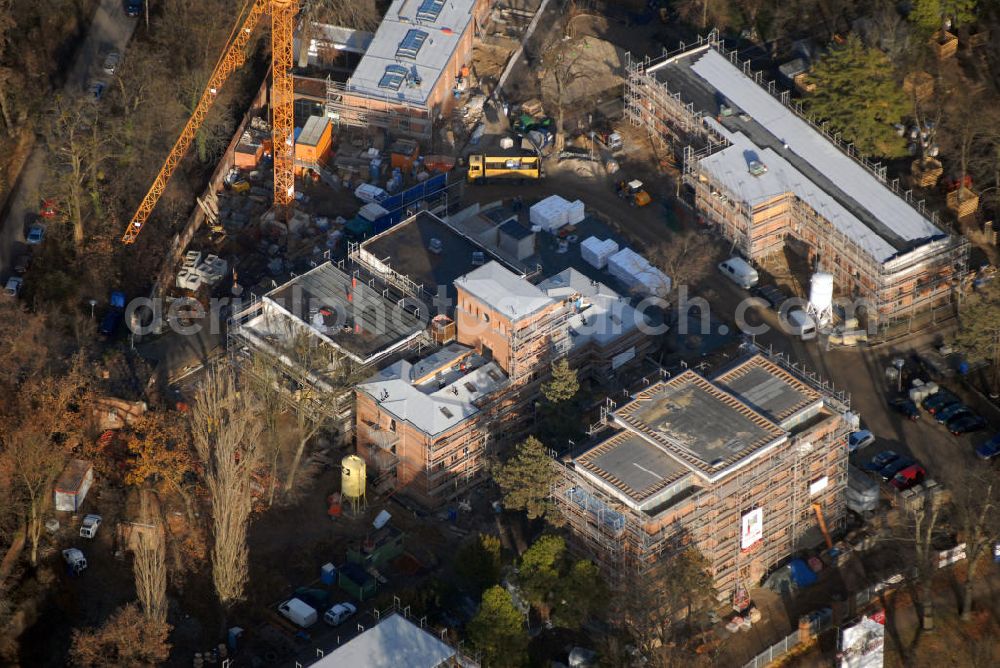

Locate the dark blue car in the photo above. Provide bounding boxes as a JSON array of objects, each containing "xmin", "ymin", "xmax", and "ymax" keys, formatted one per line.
[
  {"xmin": 125, "ymin": 0, "xmax": 142, "ymax": 17},
  {"xmin": 864, "ymin": 450, "xmax": 898, "ymax": 472},
  {"xmin": 100, "ymin": 291, "xmax": 126, "ymax": 337},
  {"xmin": 934, "ymin": 403, "xmax": 972, "ymax": 424},
  {"xmin": 976, "ymin": 434, "xmax": 1000, "ymax": 460},
  {"xmin": 879, "ymin": 457, "xmax": 916, "ymax": 481}
]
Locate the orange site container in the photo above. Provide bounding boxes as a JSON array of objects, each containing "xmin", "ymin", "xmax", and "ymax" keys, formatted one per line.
[{"xmin": 295, "ymin": 115, "xmax": 333, "ymax": 165}]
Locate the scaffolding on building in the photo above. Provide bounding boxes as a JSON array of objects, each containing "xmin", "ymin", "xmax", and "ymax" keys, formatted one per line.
[
  {"xmin": 325, "ymin": 77, "xmax": 433, "ymax": 138},
  {"xmin": 551, "ymin": 346, "xmax": 852, "ymax": 597},
  {"xmin": 627, "ymin": 36, "xmax": 970, "ymax": 328}
]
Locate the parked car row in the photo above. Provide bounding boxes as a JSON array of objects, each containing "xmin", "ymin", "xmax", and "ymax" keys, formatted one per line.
[
  {"xmin": 278, "ymin": 596, "xmax": 356, "ymax": 629},
  {"xmin": 861, "ymin": 450, "xmax": 927, "ymax": 491},
  {"xmin": 920, "ymin": 388, "xmax": 989, "ymax": 436}
]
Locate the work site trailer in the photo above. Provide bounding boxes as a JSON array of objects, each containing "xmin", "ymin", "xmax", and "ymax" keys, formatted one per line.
[{"xmin": 54, "ymin": 459, "xmax": 94, "ymax": 512}]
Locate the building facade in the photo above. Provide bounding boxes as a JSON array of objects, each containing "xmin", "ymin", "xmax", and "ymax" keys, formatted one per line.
[
  {"xmin": 315, "ymin": 0, "xmax": 491, "ymax": 138},
  {"xmin": 356, "ymin": 261, "xmax": 651, "ymax": 507},
  {"xmin": 625, "ymin": 34, "xmax": 968, "ymax": 327},
  {"xmin": 552, "ymin": 349, "xmax": 851, "ymax": 599}
]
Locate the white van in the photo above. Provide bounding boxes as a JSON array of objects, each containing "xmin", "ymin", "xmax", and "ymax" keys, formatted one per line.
[
  {"xmin": 278, "ymin": 598, "xmax": 318, "ymax": 628},
  {"xmin": 787, "ymin": 309, "xmax": 817, "ymax": 340},
  {"xmin": 718, "ymin": 257, "xmax": 759, "ymax": 289},
  {"xmin": 354, "ymin": 183, "xmax": 388, "ymax": 205}
]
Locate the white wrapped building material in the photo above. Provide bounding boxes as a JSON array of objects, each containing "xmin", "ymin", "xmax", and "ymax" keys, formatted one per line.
[
  {"xmin": 530, "ymin": 195, "xmax": 572, "ymax": 232},
  {"xmin": 634, "ymin": 267, "xmax": 672, "ymax": 297},
  {"xmin": 581, "ymin": 236, "xmax": 606, "ymax": 269},
  {"xmin": 608, "ymin": 248, "xmax": 650, "ymax": 285},
  {"xmin": 582, "ymin": 237, "xmax": 621, "ymax": 269},
  {"xmin": 567, "ymin": 199, "xmax": 586, "ymax": 225}
]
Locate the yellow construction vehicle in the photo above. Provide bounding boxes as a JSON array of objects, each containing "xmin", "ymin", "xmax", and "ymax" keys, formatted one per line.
[
  {"xmin": 812, "ymin": 502, "xmax": 833, "ymax": 549},
  {"xmin": 467, "ymin": 153, "xmax": 542, "ymax": 183},
  {"xmin": 617, "ymin": 179, "xmax": 652, "ymax": 207}
]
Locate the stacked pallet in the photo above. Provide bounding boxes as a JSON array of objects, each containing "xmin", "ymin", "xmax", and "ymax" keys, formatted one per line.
[
  {"xmin": 530, "ymin": 195, "xmax": 573, "ymax": 232},
  {"xmin": 581, "ymin": 236, "xmax": 620, "ymax": 269}
]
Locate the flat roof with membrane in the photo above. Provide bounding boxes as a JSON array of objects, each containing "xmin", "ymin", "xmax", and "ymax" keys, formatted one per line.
[
  {"xmin": 615, "ymin": 370, "xmax": 786, "ymax": 478},
  {"xmin": 574, "ymin": 431, "xmax": 689, "ymax": 510},
  {"xmin": 361, "ymin": 211, "xmax": 509, "ymax": 310},
  {"xmin": 713, "ymin": 354, "xmax": 821, "ymax": 424},
  {"xmin": 651, "ymin": 47, "xmax": 945, "ymax": 263},
  {"xmin": 345, "ymin": 0, "xmax": 477, "ymax": 107},
  {"xmin": 264, "ymin": 262, "xmax": 424, "ymax": 364}
]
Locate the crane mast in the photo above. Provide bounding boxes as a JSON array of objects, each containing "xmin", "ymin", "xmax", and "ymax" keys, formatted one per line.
[
  {"xmin": 271, "ymin": 0, "xmax": 296, "ymax": 208},
  {"xmin": 121, "ymin": 0, "xmax": 299, "ymax": 245}
]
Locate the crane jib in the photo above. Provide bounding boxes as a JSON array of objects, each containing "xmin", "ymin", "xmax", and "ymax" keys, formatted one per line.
[{"xmin": 121, "ymin": 0, "xmax": 298, "ymax": 245}]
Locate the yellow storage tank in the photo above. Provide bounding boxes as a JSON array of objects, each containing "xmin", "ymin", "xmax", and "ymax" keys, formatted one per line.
[{"xmin": 341, "ymin": 455, "xmax": 366, "ymax": 513}]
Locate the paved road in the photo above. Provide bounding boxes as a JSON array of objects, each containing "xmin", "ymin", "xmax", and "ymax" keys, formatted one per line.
[{"xmin": 0, "ymin": 0, "xmax": 138, "ymax": 277}]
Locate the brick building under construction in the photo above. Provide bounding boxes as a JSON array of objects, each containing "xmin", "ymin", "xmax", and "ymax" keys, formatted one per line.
[
  {"xmin": 355, "ymin": 260, "xmax": 651, "ymax": 506},
  {"xmin": 625, "ymin": 33, "xmax": 968, "ymax": 328},
  {"xmin": 552, "ymin": 348, "xmax": 851, "ymax": 598}
]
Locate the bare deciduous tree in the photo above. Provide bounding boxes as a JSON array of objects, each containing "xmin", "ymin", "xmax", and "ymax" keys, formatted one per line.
[
  {"xmin": 70, "ymin": 602, "xmax": 171, "ymax": 667},
  {"xmin": 133, "ymin": 530, "xmax": 168, "ymax": 624},
  {"xmin": 647, "ymin": 229, "xmax": 719, "ymax": 295},
  {"xmin": 899, "ymin": 489, "xmax": 947, "ymax": 631},
  {"xmin": 190, "ymin": 365, "xmax": 263, "ymax": 609},
  {"xmin": 2, "ymin": 426, "xmax": 64, "ymax": 566},
  {"xmin": 951, "ymin": 476, "xmax": 1000, "ymax": 620}
]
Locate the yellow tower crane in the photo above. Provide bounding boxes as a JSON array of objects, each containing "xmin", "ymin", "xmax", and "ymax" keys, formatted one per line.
[{"xmin": 120, "ymin": 0, "xmax": 298, "ymax": 245}]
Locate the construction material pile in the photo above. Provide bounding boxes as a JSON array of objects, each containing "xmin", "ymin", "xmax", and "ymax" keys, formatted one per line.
[
  {"xmin": 580, "ymin": 236, "xmax": 620, "ymax": 270},
  {"xmin": 529, "ymin": 195, "xmax": 585, "ymax": 232},
  {"xmin": 176, "ymin": 251, "xmax": 229, "ymax": 291}
]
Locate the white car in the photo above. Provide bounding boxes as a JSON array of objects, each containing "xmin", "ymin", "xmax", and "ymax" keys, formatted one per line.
[
  {"xmin": 848, "ymin": 430, "xmax": 876, "ymax": 452},
  {"xmin": 323, "ymin": 602, "xmax": 357, "ymax": 626},
  {"xmin": 63, "ymin": 548, "xmax": 88, "ymax": 574},
  {"xmin": 102, "ymin": 51, "xmax": 121, "ymax": 75},
  {"xmin": 4, "ymin": 276, "xmax": 23, "ymax": 297},
  {"xmin": 80, "ymin": 514, "xmax": 102, "ymax": 539}
]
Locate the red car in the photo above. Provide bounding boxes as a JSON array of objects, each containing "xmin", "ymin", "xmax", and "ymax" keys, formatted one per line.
[
  {"xmin": 39, "ymin": 199, "xmax": 58, "ymax": 219},
  {"xmin": 890, "ymin": 464, "xmax": 926, "ymax": 491}
]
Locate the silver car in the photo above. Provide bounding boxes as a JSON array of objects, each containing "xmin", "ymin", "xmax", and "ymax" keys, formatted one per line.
[{"xmin": 102, "ymin": 51, "xmax": 121, "ymax": 75}]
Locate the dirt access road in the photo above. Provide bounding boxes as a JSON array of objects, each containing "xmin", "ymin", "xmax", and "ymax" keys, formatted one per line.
[{"xmin": 0, "ymin": 0, "xmax": 139, "ymax": 278}]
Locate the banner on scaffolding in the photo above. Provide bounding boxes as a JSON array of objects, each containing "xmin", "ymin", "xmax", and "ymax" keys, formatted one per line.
[{"xmin": 740, "ymin": 507, "xmax": 763, "ymax": 551}]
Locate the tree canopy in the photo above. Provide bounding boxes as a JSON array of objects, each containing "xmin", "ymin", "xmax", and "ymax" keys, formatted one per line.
[
  {"xmin": 909, "ymin": 0, "xmax": 977, "ymax": 35},
  {"xmin": 804, "ymin": 34, "xmax": 908, "ymax": 158},
  {"xmin": 70, "ymin": 603, "xmax": 172, "ymax": 667},
  {"xmin": 542, "ymin": 359, "xmax": 579, "ymax": 404},
  {"xmin": 467, "ymin": 586, "xmax": 528, "ymax": 668},
  {"xmin": 456, "ymin": 533, "xmax": 503, "ymax": 595},
  {"xmin": 611, "ymin": 546, "xmax": 716, "ymax": 660},
  {"xmin": 955, "ymin": 282, "xmax": 1000, "ymax": 391},
  {"xmin": 494, "ymin": 436, "xmax": 561, "ymax": 523},
  {"xmin": 517, "ymin": 534, "xmax": 607, "ymax": 628}
]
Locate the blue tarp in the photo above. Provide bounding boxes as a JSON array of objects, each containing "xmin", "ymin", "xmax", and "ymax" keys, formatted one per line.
[
  {"xmin": 789, "ymin": 558, "xmax": 818, "ymax": 588},
  {"xmin": 370, "ymin": 173, "xmax": 448, "ymax": 234}
]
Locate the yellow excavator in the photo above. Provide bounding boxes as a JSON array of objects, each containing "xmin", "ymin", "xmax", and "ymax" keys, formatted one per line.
[{"xmin": 616, "ymin": 179, "xmax": 651, "ymax": 207}]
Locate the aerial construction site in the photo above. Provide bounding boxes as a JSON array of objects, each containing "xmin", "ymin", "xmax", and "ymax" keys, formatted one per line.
[{"xmin": 6, "ymin": 0, "xmax": 1000, "ymax": 666}]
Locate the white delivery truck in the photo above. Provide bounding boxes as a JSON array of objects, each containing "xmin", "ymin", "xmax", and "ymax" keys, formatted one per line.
[
  {"xmin": 278, "ymin": 598, "xmax": 318, "ymax": 628},
  {"xmin": 786, "ymin": 308, "xmax": 817, "ymax": 340},
  {"xmin": 718, "ymin": 256, "xmax": 759, "ymax": 289}
]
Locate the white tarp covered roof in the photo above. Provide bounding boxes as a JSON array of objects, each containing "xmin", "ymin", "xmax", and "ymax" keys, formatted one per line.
[
  {"xmin": 690, "ymin": 49, "xmax": 943, "ymax": 263},
  {"xmin": 455, "ymin": 261, "xmax": 555, "ymax": 322},
  {"xmin": 311, "ymin": 614, "xmax": 460, "ymax": 668}
]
